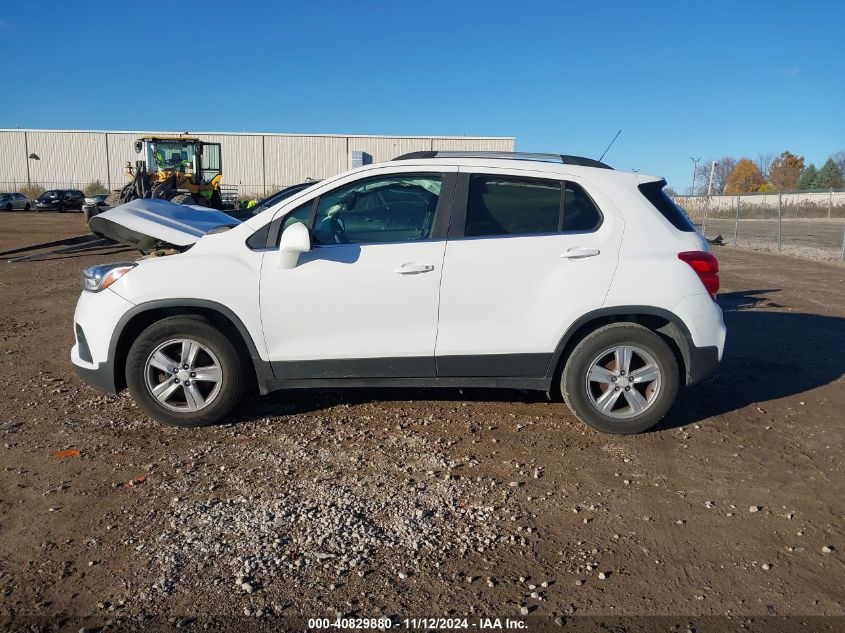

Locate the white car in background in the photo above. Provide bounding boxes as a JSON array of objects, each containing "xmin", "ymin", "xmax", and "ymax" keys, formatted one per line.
[{"xmin": 71, "ymin": 151, "xmax": 725, "ymax": 434}]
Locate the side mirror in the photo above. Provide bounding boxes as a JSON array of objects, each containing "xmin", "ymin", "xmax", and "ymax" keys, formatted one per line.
[{"xmin": 278, "ymin": 222, "xmax": 312, "ymax": 269}]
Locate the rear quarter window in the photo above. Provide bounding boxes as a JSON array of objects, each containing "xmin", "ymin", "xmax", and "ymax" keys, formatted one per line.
[{"xmin": 638, "ymin": 180, "xmax": 695, "ymax": 232}]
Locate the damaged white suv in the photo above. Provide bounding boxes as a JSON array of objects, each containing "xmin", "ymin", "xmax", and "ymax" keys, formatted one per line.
[{"xmin": 72, "ymin": 151, "xmax": 725, "ymax": 434}]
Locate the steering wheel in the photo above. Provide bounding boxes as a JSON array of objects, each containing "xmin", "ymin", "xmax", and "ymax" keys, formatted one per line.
[{"xmin": 317, "ymin": 215, "xmax": 348, "ymax": 244}]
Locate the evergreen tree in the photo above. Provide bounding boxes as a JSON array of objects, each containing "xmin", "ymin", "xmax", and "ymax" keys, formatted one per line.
[
  {"xmin": 812, "ymin": 158, "xmax": 845, "ymax": 189},
  {"xmin": 796, "ymin": 164, "xmax": 817, "ymax": 189}
]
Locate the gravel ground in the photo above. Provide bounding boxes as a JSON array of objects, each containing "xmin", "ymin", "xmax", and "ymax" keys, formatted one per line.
[{"xmin": 1, "ymin": 213, "xmax": 844, "ymax": 632}]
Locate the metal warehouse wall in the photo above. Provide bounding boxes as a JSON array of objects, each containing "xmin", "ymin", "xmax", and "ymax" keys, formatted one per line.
[{"xmin": 0, "ymin": 129, "xmax": 514, "ymax": 194}]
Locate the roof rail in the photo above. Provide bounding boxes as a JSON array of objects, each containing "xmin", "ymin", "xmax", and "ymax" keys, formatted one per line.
[{"xmin": 392, "ymin": 150, "xmax": 613, "ymax": 169}]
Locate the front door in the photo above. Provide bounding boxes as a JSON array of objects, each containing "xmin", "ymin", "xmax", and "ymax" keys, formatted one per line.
[{"xmin": 259, "ymin": 169, "xmax": 455, "ymax": 379}]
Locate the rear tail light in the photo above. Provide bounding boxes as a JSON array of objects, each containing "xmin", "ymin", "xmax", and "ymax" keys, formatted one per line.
[{"xmin": 678, "ymin": 251, "xmax": 719, "ymax": 298}]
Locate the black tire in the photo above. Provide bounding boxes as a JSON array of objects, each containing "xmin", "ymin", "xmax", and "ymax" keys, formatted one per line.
[
  {"xmin": 561, "ymin": 323, "xmax": 679, "ymax": 434},
  {"xmin": 3, "ymin": 204, "xmax": 10, "ymax": 212},
  {"xmin": 170, "ymin": 193, "xmax": 199, "ymax": 206},
  {"xmin": 125, "ymin": 315, "xmax": 248, "ymax": 427},
  {"xmin": 24, "ymin": 203, "xmax": 30, "ymax": 211},
  {"xmin": 59, "ymin": 203, "xmax": 66, "ymax": 213}
]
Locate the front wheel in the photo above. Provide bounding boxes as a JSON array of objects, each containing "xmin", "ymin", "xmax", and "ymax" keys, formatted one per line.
[
  {"xmin": 24, "ymin": 203, "xmax": 30, "ymax": 211},
  {"xmin": 561, "ymin": 323, "xmax": 679, "ymax": 434},
  {"xmin": 125, "ymin": 316, "xmax": 248, "ymax": 427}
]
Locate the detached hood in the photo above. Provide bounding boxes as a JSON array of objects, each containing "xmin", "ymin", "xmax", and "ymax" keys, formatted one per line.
[{"xmin": 88, "ymin": 198, "xmax": 241, "ymax": 252}]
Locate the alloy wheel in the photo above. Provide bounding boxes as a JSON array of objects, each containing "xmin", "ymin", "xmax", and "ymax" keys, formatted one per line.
[
  {"xmin": 143, "ymin": 338, "xmax": 223, "ymax": 412},
  {"xmin": 585, "ymin": 345, "xmax": 662, "ymax": 419}
]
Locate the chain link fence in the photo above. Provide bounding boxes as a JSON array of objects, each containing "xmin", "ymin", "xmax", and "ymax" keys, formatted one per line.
[{"xmin": 673, "ymin": 190, "xmax": 845, "ymax": 261}]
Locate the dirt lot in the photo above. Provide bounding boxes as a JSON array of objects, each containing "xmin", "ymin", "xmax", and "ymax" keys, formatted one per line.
[{"xmin": 1, "ymin": 213, "xmax": 844, "ymax": 632}]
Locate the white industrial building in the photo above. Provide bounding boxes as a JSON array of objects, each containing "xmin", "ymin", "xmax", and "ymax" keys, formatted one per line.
[{"xmin": 0, "ymin": 129, "xmax": 514, "ymax": 196}]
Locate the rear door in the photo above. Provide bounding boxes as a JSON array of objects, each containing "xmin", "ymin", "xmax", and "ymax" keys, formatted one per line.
[{"xmin": 435, "ymin": 167, "xmax": 622, "ymax": 377}]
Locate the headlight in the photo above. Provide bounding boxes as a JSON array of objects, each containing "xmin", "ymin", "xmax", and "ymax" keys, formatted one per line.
[{"xmin": 81, "ymin": 262, "xmax": 137, "ymax": 292}]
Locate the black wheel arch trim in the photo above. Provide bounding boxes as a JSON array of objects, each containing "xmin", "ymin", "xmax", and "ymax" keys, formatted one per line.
[
  {"xmin": 81, "ymin": 302, "xmax": 716, "ymax": 399},
  {"xmin": 545, "ymin": 305, "xmax": 714, "ymax": 388},
  {"xmin": 106, "ymin": 298, "xmax": 275, "ymax": 394}
]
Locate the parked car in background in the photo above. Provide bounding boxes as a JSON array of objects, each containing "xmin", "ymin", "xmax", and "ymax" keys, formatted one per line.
[
  {"xmin": 85, "ymin": 193, "xmax": 109, "ymax": 207},
  {"xmin": 36, "ymin": 189, "xmax": 85, "ymax": 212},
  {"xmin": 0, "ymin": 192, "xmax": 31, "ymax": 211},
  {"xmin": 82, "ymin": 193, "xmax": 111, "ymax": 223},
  {"xmin": 71, "ymin": 151, "xmax": 725, "ymax": 434}
]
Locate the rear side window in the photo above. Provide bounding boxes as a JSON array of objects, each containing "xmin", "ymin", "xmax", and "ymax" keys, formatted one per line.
[
  {"xmin": 562, "ymin": 182, "xmax": 602, "ymax": 231},
  {"xmin": 638, "ymin": 180, "xmax": 695, "ymax": 232},
  {"xmin": 465, "ymin": 176, "xmax": 560, "ymax": 236},
  {"xmin": 463, "ymin": 176, "xmax": 602, "ymax": 237}
]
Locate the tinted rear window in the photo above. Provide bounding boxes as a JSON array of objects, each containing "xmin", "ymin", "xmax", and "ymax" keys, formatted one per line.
[
  {"xmin": 638, "ymin": 180, "xmax": 695, "ymax": 232},
  {"xmin": 562, "ymin": 182, "xmax": 602, "ymax": 231},
  {"xmin": 465, "ymin": 176, "xmax": 560, "ymax": 237}
]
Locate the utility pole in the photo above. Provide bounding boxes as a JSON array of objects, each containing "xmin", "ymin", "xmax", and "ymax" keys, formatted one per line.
[
  {"xmin": 24, "ymin": 131, "xmax": 31, "ymax": 190},
  {"xmin": 690, "ymin": 156, "xmax": 701, "ymax": 196},
  {"xmin": 702, "ymin": 161, "xmax": 715, "ymax": 236},
  {"xmin": 707, "ymin": 161, "xmax": 715, "ymax": 197}
]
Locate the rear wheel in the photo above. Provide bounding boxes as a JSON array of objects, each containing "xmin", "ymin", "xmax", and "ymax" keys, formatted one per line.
[
  {"xmin": 4, "ymin": 204, "xmax": 10, "ymax": 211},
  {"xmin": 126, "ymin": 316, "xmax": 248, "ymax": 427},
  {"xmin": 561, "ymin": 323, "xmax": 679, "ymax": 434}
]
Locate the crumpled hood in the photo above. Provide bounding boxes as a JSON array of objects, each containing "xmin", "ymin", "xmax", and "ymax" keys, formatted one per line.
[{"xmin": 88, "ymin": 198, "xmax": 241, "ymax": 251}]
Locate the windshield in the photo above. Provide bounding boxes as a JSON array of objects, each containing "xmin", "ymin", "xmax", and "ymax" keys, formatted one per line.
[
  {"xmin": 40, "ymin": 190, "xmax": 61, "ymax": 199},
  {"xmin": 252, "ymin": 182, "xmax": 318, "ymax": 214},
  {"xmin": 146, "ymin": 140, "xmax": 197, "ymax": 173}
]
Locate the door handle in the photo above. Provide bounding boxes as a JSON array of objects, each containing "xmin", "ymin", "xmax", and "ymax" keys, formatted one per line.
[
  {"xmin": 394, "ymin": 262, "xmax": 435, "ymax": 274},
  {"xmin": 563, "ymin": 247, "xmax": 600, "ymax": 259}
]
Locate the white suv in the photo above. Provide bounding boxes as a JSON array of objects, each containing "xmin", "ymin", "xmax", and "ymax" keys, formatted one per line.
[{"xmin": 72, "ymin": 151, "xmax": 725, "ymax": 434}]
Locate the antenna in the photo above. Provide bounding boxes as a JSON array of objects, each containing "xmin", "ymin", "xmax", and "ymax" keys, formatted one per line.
[{"xmin": 599, "ymin": 129, "xmax": 622, "ymax": 162}]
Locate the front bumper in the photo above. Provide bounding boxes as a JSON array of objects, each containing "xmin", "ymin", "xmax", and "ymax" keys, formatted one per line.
[
  {"xmin": 71, "ymin": 287, "xmax": 135, "ymax": 394},
  {"xmin": 72, "ymin": 356, "xmax": 118, "ymax": 394}
]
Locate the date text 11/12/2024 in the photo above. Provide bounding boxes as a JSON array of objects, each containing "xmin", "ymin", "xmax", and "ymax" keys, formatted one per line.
[{"xmin": 308, "ymin": 617, "xmax": 528, "ymax": 630}]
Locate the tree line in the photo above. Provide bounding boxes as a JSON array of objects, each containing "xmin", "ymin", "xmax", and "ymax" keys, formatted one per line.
[{"xmin": 685, "ymin": 151, "xmax": 845, "ymax": 196}]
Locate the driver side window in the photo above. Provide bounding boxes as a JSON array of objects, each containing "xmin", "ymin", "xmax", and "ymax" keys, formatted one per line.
[{"xmin": 311, "ymin": 174, "xmax": 442, "ymax": 245}]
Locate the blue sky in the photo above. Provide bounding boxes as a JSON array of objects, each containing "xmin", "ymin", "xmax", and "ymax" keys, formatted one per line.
[{"xmin": 1, "ymin": 0, "xmax": 843, "ymax": 189}]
